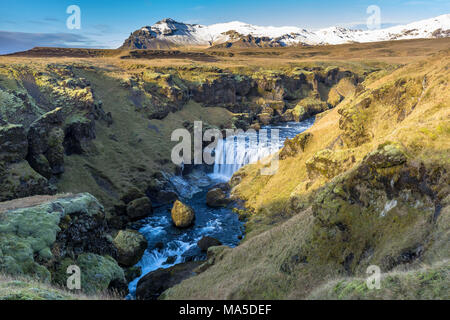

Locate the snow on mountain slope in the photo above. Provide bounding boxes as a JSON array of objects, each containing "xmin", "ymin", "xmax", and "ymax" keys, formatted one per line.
[{"xmin": 120, "ymin": 14, "xmax": 450, "ymax": 49}]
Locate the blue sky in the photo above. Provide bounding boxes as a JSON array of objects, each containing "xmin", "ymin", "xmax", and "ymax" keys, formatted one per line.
[{"xmin": 0, "ymin": 0, "xmax": 449, "ymax": 53}]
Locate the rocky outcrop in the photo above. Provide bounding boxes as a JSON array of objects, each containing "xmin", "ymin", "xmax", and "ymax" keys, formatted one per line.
[
  {"xmin": 0, "ymin": 124, "xmax": 28, "ymax": 163},
  {"xmin": 0, "ymin": 123, "xmax": 54, "ymax": 202},
  {"xmin": 171, "ymin": 200, "xmax": 195, "ymax": 228},
  {"xmin": 311, "ymin": 142, "xmax": 446, "ymax": 273},
  {"xmin": 113, "ymin": 230, "xmax": 148, "ymax": 267},
  {"xmin": 27, "ymin": 108, "xmax": 65, "ymax": 179},
  {"xmin": 280, "ymin": 132, "xmax": 313, "ymax": 160},
  {"xmin": 0, "ymin": 193, "xmax": 125, "ymax": 295},
  {"xmin": 62, "ymin": 115, "xmax": 96, "ymax": 155}
]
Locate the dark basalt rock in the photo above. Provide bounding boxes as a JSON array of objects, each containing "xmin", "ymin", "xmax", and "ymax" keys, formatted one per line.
[
  {"xmin": 27, "ymin": 108, "xmax": 65, "ymax": 178},
  {"xmin": 126, "ymin": 197, "xmax": 153, "ymax": 222},
  {"xmin": 206, "ymin": 188, "xmax": 230, "ymax": 208},
  {"xmin": 136, "ymin": 261, "xmax": 202, "ymax": 300},
  {"xmin": 0, "ymin": 124, "xmax": 28, "ymax": 163},
  {"xmin": 197, "ymin": 236, "xmax": 222, "ymax": 252}
]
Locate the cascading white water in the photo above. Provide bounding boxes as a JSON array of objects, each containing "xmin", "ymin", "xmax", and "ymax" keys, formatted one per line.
[
  {"xmin": 211, "ymin": 120, "xmax": 316, "ymax": 181},
  {"xmin": 211, "ymin": 130, "xmax": 281, "ymax": 181}
]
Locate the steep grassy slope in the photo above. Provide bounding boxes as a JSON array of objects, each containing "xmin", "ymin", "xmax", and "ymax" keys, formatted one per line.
[{"xmin": 163, "ymin": 49, "xmax": 450, "ymax": 299}]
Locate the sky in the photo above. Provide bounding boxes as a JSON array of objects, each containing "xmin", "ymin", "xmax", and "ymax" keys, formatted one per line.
[{"xmin": 0, "ymin": 0, "xmax": 449, "ymax": 54}]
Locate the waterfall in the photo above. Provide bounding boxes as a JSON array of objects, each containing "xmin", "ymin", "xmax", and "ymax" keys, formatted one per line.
[
  {"xmin": 211, "ymin": 130, "xmax": 281, "ymax": 181},
  {"xmin": 210, "ymin": 120, "xmax": 316, "ymax": 181}
]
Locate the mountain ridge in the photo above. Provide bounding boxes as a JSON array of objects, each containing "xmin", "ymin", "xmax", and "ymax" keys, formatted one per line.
[{"xmin": 120, "ymin": 14, "xmax": 450, "ymax": 49}]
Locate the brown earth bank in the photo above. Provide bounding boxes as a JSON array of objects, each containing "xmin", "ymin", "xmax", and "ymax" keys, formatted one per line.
[{"xmin": 0, "ymin": 38, "xmax": 449, "ymax": 299}]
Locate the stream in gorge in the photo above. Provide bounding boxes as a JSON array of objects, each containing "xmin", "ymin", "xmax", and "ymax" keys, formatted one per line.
[{"xmin": 128, "ymin": 118, "xmax": 315, "ymax": 297}]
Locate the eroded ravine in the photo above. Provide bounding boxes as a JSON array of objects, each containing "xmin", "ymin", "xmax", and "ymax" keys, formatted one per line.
[{"xmin": 128, "ymin": 119, "xmax": 315, "ymax": 297}]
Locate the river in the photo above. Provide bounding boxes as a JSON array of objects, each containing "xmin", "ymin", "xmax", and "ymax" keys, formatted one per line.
[{"xmin": 128, "ymin": 118, "xmax": 315, "ymax": 297}]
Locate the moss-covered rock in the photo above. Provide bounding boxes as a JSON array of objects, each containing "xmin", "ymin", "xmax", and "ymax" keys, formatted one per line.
[
  {"xmin": 0, "ymin": 193, "xmax": 119, "ymax": 294},
  {"xmin": 53, "ymin": 253, "xmax": 126, "ymax": 295},
  {"xmin": 113, "ymin": 230, "xmax": 147, "ymax": 267},
  {"xmin": 292, "ymin": 98, "xmax": 330, "ymax": 121},
  {"xmin": 280, "ymin": 132, "xmax": 313, "ymax": 160},
  {"xmin": 363, "ymin": 142, "xmax": 407, "ymax": 169},
  {"xmin": 306, "ymin": 149, "xmax": 355, "ymax": 180},
  {"xmin": 171, "ymin": 200, "xmax": 195, "ymax": 228},
  {"xmin": 0, "ymin": 161, "xmax": 54, "ymax": 202}
]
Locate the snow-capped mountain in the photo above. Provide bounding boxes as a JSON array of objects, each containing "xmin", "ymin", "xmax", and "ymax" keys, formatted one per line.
[{"xmin": 120, "ymin": 14, "xmax": 450, "ymax": 49}]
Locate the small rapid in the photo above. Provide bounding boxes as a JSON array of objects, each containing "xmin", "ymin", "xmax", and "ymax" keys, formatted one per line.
[{"xmin": 127, "ymin": 119, "xmax": 315, "ymax": 298}]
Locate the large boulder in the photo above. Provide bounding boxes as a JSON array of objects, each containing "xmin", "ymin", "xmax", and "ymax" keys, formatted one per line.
[
  {"xmin": 171, "ymin": 200, "xmax": 195, "ymax": 228},
  {"xmin": 197, "ymin": 236, "xmax": 222, "ymax": 252},
  {"xmin": 136, "ymin": 261, "xmax": 202, "ymax": 300},
  {"xmin": 206, "ymin": 188, "xmax": 230, "ymax": 208},
  {"xmin": 126, "ymin": 197, "xmax": 153, "ymax": 221},
  {"xmin": 113, "ymin": 230, "xmax": 148, "ymax": 267}
]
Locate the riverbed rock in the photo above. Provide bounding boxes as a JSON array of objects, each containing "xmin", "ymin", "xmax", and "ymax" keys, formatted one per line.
[
  {"xmin": 113, "ymin": 230, "xmax": 148, "ymax": 267},
  {"xmin": 206, "ymin": 188, "xmax": 230, "ymax": 208},
  {"xmin": 126, "ymin": 197, "xmax": 153, "ymax": 221},
  {"xmin": 171, "ymin": 200, "xmax": 195, "ymax": 228},
  {"xmin": 197, "ymin": 236, "xmax": 222, "ymax": 252},
  {"xmin": 136, "ymin": 261, "xmax": 202, "ymax": 300}
]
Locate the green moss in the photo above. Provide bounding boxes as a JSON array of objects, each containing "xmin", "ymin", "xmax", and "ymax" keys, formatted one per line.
[{"xmin": 53, "ymin": 253, "xmax": 125, "ymax": 295}]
